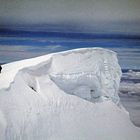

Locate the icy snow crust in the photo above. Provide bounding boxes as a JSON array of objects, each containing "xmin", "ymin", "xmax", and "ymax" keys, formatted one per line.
[
  {"xmin": 0, "ymin": 48, "xmax": 140, "ymax": 140},
  {"xmin": 49, "ymin": 48, "xmax": 121, "ymax": 104}
]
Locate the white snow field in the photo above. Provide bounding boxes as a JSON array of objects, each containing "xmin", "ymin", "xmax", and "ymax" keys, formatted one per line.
[{"xmin": 0, "ymin": 48, "xmax": 140, "ymax": 140}]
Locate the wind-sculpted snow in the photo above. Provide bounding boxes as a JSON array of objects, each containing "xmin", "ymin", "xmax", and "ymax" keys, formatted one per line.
[
  {"xmin": 50, "ymin": 72, "xmax": 101, "ymax": 101},
  {"xmin": 20, "ymin": 48, "xmax": 121, "ymax": 104},
  {"xmin": 49, "ymin": 48, "xmax": 122, "ymax": 104},
  {"xmin": 0, "ymin": 48, "xmax": 140, "ymax": 140}
]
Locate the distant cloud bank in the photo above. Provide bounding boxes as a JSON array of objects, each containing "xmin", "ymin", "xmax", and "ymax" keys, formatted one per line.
[{"xmin": 0, "ymin": 0, "xmax": 140, "ymax": 33}]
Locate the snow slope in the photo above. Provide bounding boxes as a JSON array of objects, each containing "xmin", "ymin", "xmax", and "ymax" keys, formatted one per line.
[{"xmin": 0, "ymin": 48, "xmax": 140, "ymax": 140}]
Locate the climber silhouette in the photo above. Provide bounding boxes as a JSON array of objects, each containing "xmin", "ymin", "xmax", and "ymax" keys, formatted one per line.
[{"xmin": 0, "ymin": 65, "xmax": 2, "ymax": 73}]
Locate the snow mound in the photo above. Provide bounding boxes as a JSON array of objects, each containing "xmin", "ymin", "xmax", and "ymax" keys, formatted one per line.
[
  {"xmin": 49, "ymin": 48, "xmax": 121, "ymax": 104},
  {"xmin": 19, "ymin": 48, "xmax": 121, "ymax": 104},
  {"xmin": 0, "ymin": 48, "xmax": 140, "ymax": 140}
]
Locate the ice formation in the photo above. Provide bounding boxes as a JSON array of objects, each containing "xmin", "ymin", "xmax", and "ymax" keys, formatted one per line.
[
  {"xmin": 49, "ymin": 48, "xmax": 122, "ymax": 104},
  {"xmin": 0, "ymin": 48, "xmax": 140, "ymax": 140}
]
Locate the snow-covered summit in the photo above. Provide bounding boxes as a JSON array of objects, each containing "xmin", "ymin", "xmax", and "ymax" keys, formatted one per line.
[
  {"xmin": 49, "ymin": 48, "xmax": 122, "ymax": 104},
  {"xmin": 0, "ymin": 48, "xmax": 140, "ymax": 140},
  {"xmin": 0, "ymin": 48, "xmax": 121, "ymax": 104}
]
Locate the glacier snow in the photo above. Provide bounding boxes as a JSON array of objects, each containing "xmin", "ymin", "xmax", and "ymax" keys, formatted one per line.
[{"xmin": 0, "ymin": 48, "xmax": 140, "ymax": 140}]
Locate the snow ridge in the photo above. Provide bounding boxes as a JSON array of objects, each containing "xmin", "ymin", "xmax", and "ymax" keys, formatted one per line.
[{"xmin": 0, "ymin": 48, "xmax": 140, "ymax": 140}]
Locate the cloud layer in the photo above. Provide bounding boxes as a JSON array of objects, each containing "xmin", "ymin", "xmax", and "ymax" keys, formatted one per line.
[{"xmin": 0, "ymin": 0, "xmax": 140, "ymax": 27}]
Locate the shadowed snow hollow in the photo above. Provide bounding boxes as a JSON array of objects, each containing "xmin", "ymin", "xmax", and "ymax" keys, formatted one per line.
[{"xmin": 0, "ymin": 48, "xmax": 140, "ymax": 140}]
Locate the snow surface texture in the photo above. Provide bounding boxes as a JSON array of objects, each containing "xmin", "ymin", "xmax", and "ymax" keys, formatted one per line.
[{"xmin": 0, "ymin": 48, "xmax": 140, "ymax": 140}]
